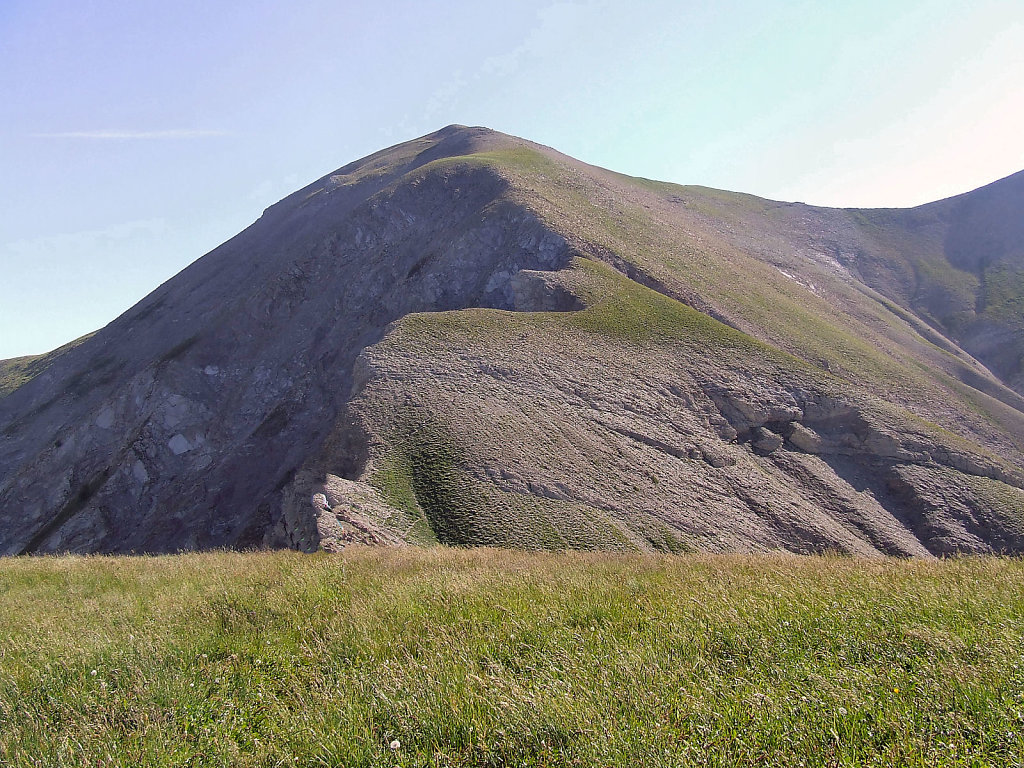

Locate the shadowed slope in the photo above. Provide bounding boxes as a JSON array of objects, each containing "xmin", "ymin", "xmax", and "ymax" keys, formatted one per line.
[
  {"xmin": 850, "ymin": 170, "xmax": 1024, "ymax": 394},
  {"xmin": 2, "ymin": 126, "xmax": 1023, "ymax": 556}
]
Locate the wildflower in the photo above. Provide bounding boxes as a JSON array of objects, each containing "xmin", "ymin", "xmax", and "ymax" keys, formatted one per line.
[
  {"xmin": 893, "ymin": 687, "xmax": 900, "ymax": 694},
  {"xmin": 90, "ymin": 669, "xmax": 97, "ymax": 676},
  {"xmin": 389, "ymin": 739, "xmax": 401, "ymax": 750}
]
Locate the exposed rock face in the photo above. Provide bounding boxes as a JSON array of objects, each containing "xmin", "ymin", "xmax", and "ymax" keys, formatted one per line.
[{"xmin": 1, "ymin": 125, "xmax": 1023, "ymax": 556}]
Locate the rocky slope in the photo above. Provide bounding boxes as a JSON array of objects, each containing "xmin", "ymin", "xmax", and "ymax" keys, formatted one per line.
[{"xmin": 2, "ymin": 125, "xmax": 1023, "ymax": 556}]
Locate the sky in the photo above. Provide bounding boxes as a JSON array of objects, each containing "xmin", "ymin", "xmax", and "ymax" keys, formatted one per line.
[{"xmin": 1, "ymin": 0, "xmax": 1023, "ymax": 359}]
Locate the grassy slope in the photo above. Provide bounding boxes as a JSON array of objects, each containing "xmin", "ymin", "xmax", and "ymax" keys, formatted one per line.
[
  {"xmin": 1, "ymin": 549, "xmax": 1023, "ymax": 767},
  {"xmin": 0, "ymin": 355, "xmax": 41, "ymax": 398},
  {"xmin": 414, "ymin": 147, "xmax": 1024, "ymax": 464},
  {"xmin": 338, "ymin": 144, "xmax": 1024, "ymax": 553},
  {"xmin": 363, "ymin": 261, "xmax": 808, "ymax": 550},
  {"xmin": 362, "ymin": 259, "xmax": 1024, "ymax": 553},
  {"xmin": 852, "ymin": 170, "xmax": 1024, "ymax": 385},
  {"xmin": 416, "ymin": 147, "xmax": 930, "ymax": 395},
  {"xmin": 0, "ymin": 334, "xmax": 94, "ymax": 398}
]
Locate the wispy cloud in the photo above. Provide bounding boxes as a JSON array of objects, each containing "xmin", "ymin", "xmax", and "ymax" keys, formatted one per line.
[{"xmin": 31, "ymin": 129, "xmax": 230, "ymax": 140}]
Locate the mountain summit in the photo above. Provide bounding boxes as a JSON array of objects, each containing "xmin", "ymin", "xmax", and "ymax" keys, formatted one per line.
[{"xmin": 2, "ymin": 125, "xmax": 1023, "ymax": 556}]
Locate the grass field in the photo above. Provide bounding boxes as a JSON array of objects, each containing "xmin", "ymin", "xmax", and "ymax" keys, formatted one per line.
[{"xmin": 1, "ymin": 548, "xmax": 1023, "ymax": 767}]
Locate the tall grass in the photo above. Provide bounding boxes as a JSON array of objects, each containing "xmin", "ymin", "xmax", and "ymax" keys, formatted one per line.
[{"xmin": 1, "ymin": 548, "xmax": 1023, "ymax": 767}]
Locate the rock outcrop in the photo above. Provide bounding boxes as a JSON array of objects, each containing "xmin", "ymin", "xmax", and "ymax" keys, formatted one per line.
[{"xmin": 1, "ymin": 125, "xmax": 1023, "ymax": 556}]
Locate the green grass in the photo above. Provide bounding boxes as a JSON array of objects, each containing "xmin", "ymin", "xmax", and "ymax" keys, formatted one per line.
[
  {"xmin": 415, "ymin": 148, "xmax": 992, "ymax": 418},
  {"xmin": 373, "ymin": 415, "xmax": 480, "ymax": 547},
  {"xmin": 2, "ymin": 549, "xmax": 1024, "ymax": 767},
  {"xmin": 368, "ymin": 406, "xmax": 634, "ymax": 551},
  {"xmin": 983, "ymin": 263, "xmax": 1024, "ymax": 328},
  {"xmin": 0, "ymin": 355, "xmax": 41, "ymax": 397},
  {"xmin": 567, "ymin": 260, "xmax": 762, "ymax": 349},
  {"xmin": 390, "ymin": 258, "xmax": 793, "ymax": 363},
  {"xmin": 0, "ymin": 333, "xmax": 94, "ymax": 398},
  {"xmin": 367, "ymin": 453, "xmax": 438, "ymax": 546}
]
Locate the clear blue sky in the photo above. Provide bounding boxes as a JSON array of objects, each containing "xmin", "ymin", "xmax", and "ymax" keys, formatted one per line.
[{"xmin": 2, "ymin": 0, "xmax": 1022, "ymax": 358}]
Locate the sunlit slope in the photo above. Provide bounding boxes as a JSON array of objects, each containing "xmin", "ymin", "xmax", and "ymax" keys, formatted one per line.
[
  {"xmin": 3, "ymin": 549, "xmax": 1023, "ymax": 767},
  {"xmin": 296, "ymin": 143, "xmax": 1024, "ymax": 556},
  {"xmin": 2, "ymin": 126, "xmax": 1023, "ymax": 556},
  {"xmin": 851, "ymin": 172, "xmax": 1024, "ymax": 395},
  {"xmin": 0, "ymin": 335, "xmax": 94, "ymax": 398},
  {"xmin": 458, "ymin": 146, "xmax": 1024, "ymax": 459},
  {"xmin": 318, "ymin": 255, "xmax": 1024, "ymax": 556}
]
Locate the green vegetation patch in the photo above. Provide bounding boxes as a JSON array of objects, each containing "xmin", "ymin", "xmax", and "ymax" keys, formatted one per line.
[
  {"xmin": 0, "ymin": 333, "xmax": 95, "ymax": 398},
  {"xmin": 569, "ymin": 260, "xmax": 767, "ymax": 350},
  {"xmin": 370, "ymin": 411, "xmax": 480, "ymax": 546},
  {"xmin": 463, "ymin": 484, "xmax": 638, "ymax": 552},
  {"xmin": 368, "ymin": 402, "xmax": 634, "ymax": 551},
  {"xmin": 0, "ymin": 355, "xmax": 41, "ymax": 398},
  {"xmin": 983, "ymin": 262, "xmax": 1024, "ymax": 327},
  {"xmin": 390, "ymin": 258, "xmax": 786, "ymax": 363},
  {"xmin": 2, "ymin": 550, "xmax": 1024, "ymax": 767},
  {"xmin": 412, "ymin": 145, "xmax": 566, "ymax": 180}
]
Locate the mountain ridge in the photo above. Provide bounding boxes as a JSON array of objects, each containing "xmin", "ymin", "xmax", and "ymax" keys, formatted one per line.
[{"xmin": 2, "ymin": 125, "xmax": 1023, "ymax": 557}]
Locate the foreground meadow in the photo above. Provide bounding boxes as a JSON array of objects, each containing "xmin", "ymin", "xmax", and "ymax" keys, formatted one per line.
[{"xmin": 1, "ymin": 548, "xmax": 1022, "ymax": 767}]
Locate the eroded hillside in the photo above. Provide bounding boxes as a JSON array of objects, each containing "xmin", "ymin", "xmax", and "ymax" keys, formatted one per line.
[{"xmin": 2, "ymin": 125, "xmax": 1022, "ymax": 556}]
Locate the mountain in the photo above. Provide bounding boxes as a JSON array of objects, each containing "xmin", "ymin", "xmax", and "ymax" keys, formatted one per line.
[{"xmin": 2, "ymin": 125, "xmax": 1023, "ymax": 557}]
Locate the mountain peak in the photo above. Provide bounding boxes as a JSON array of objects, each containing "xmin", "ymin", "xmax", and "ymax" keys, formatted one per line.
[{"xmin": 2, "ymin": 130, "xmax": 1023, "ymax": 557}]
